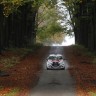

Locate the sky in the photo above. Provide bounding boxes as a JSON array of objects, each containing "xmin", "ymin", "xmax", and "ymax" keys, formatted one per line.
[
  {"xmin": 56, "ymin": 0, "xmax": 75, "ymax": 46},
  {"xmin": 52, "ymin": 35, "xmax": 75, "ymax": 46},
  {"xmin": 61, "ymin": 35, "xmax": 75, "ymax": 46}
]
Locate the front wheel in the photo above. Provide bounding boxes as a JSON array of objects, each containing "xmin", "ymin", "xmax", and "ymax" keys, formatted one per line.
[
  {"xmin": 46, "ymin": 67, "xmax": 49, "ymax": 70},
  {"xmin": 61, "ymin": 67, "xmax": 65, "ymax": 70}
]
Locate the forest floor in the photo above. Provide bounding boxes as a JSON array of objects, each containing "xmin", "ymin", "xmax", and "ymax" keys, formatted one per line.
[
  {"xmin": 0, "ymin": 46, "xmax": 96, "ymax": 96},
  {"xmin": 64, "ymin": 46, "xmax": 96, "ymax": 96},
  {"xmin": 0, "ymin": 47, "xmax": 50, "ymax": 96}
]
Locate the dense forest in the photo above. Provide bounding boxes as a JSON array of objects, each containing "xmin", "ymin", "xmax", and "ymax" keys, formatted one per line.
[
  {"xmin": 0, "ymin": 0, "xmax": 58, "ymax": 53},
  {"xmin": 0, "ymin": 1, "xmax": 39, "ymax": 53},
  {"xmin": 0, "ymin": 0, "xmax": 96, "ymax": 53},
  {"xmin": 65, "ymin": 0, "xmax": 96, "ymax": 51}
]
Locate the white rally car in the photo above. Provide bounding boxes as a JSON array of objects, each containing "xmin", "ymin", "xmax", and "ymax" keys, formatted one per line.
[{"xmin": 46, "ymin": 54, "xmax": 65, "ymax": 70}]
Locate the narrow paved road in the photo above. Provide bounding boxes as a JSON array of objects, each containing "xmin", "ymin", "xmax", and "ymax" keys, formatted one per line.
[{"xmin": 30, "ymin": 46, "xmax": 76, "ymax": 96}]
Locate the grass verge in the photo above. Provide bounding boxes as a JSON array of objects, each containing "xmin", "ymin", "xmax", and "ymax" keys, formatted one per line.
[{"xmin": 5, "ymin": 88, "xmax": 20, "ymax": 96}]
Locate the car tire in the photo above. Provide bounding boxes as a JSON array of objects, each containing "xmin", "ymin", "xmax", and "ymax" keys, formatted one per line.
[
  {"xmin": 47, "ymin": 68, "xmax": 49, "ymax": 70},
  {"xmin": 61, "ymin": 67, "xmax": 65, "ymax": 70}
]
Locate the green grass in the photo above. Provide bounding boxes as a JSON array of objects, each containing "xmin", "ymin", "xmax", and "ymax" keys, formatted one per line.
[
  {"xmin": 0, "ymin": 86, "xmax": 4, "ymax": 90},
  {"xmin": 0, "ymin": 56, "xmax": 20, "ymax": 69},
  {"xmin": 89, "ymin": 92, "xmax": 96, "ymax": 96},
  {"xmin": 0, "ymin": 43, "xmax": 43, "ymax": 70},
  {"xmin": 5, "ymin": 88, "xmax": 20, "ymax": 96}
]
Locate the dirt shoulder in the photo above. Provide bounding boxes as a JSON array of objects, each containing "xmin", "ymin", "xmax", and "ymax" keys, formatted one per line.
[
  {"xmin": 0, "ymin": 47, "xmax": 50, "ymax": 96},
  {"xmin": 0, "ymin": 46, "xmax": 96, "ymax": 96},
  {"xmin": 64, "ymin": 46, "xmax": 96, "ymax": 96}
]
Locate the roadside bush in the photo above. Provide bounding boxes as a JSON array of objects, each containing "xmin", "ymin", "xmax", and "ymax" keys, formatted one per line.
[
  {"xmin": 8, "ymin": 43, "xmax": 43, "ymax": 58},
  {"xmin": 29, "ymin": 43, "xmax": 43, "ymax": 50},
  {"xmin": 8, "ymin": 48, "xmax": 33, "ymax": 58}
]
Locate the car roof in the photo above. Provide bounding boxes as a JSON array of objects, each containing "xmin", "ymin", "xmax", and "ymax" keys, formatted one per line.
[
  {"xmin": 48, "ymin": 54, "xmax": 63, "ymax": 57},
  {"xmin": 56, "ymin": 54, "xmax": 63, "ymax": 56},
  {"xmin": 49, "ymin": 54, "xmax": 56, "ymax": 56}
]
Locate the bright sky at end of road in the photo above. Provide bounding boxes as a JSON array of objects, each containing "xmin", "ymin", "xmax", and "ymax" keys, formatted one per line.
[
  {"xmin": 52, "ymin": 36, "xmax": 75, "ymax": 46},
  {"xmin": 61, "ymin": 36, "xmax": 75, "ymax": 46},
  {"xmin": 56, "ymin": 0, "xmax": 75, "ymax": 46}
]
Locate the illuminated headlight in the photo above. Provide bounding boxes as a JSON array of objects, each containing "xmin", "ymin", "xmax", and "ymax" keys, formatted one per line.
[
  {"xmin": 47, "ymin": 60, "xmax": 52, "ymax": 63},
  {"xmin": 47, "ymin": 61, "xmax": 52, "ymax": 65},
  {"xmin": 59, "ymin": 60, "xmax": 64, "ymax": 64},
  {"xmin": 59, "ymin": 61, "xmax": 65, "ymax": 66},
  {"xmin": 47, "ymin": 63, "xmax": 52, "ymax": 66}
]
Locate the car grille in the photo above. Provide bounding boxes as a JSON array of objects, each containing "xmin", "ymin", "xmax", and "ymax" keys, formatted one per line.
[{"xmin": 52, "ymin": 62, "xmax": 59, "ymax": 67}]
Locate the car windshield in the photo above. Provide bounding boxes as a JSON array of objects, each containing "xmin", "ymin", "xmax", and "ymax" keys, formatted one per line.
[
  {"xmin": 57, "ymin": 56, "xmax": 63, "ymax": 60},
  {"xmin": 48, "ymin": 56, "xmax": 56, "ymax": 60},
  {"xmin": 48, "ymin": 56, "xmax": 63, "ymax": 60}
]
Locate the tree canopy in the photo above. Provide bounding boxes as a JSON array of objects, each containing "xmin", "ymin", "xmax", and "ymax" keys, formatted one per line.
[
  {"xmin": 63, "ymin": 0, "xmax": 96, "ymax": 51},
  {"xmin": 0, "ymin": 0, "xmax": 96, "ymax": 51},
  {"xmin": 36, "ymin": 3, "xmax": 66, "ymax": 45},
  {"xmin": 0, "ymin": 0, "xmax": 56, "ymax": 17}
]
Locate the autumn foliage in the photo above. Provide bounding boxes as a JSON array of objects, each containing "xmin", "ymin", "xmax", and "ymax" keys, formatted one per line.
[
  {"xmin": 64, "ymin": 46, "xmax": 96, "ymax": 96},
  {"xmin": 0, "ymin": 47, "xmax": 50, "ymax": 96}
]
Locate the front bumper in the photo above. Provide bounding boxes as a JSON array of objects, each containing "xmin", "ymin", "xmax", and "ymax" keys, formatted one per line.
[{"xmin": 46, "ymin": 64, "xmax": 65, "ymax": 70}]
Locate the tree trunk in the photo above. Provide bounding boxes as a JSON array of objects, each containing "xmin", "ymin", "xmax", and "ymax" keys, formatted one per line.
[{"xmin": 0, "ymin": 4, "xmax": 4, "ymax": 54}]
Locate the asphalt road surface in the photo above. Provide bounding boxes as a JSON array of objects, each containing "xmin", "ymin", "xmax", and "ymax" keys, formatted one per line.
[{"xmin": 30, "ymin": 46, "xmax": 76, "ymax": 96}]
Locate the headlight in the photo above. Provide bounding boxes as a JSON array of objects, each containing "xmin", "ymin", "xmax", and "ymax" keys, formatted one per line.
[
  {"xmin": 59, "ymin": 60, "xmax": 64, "ymax": 63},
  {"xmin": 59, "ymin": 61, "xmax": 65, "ymax": 65},
  {"xmin": 47, "ymin": 61, "xmax": 52, "ymax": 65}
]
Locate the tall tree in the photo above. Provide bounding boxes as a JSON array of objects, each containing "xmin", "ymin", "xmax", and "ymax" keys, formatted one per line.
[{"xmin": 36, "ymin": 4, "xmax": 65, "ymax": 45}]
